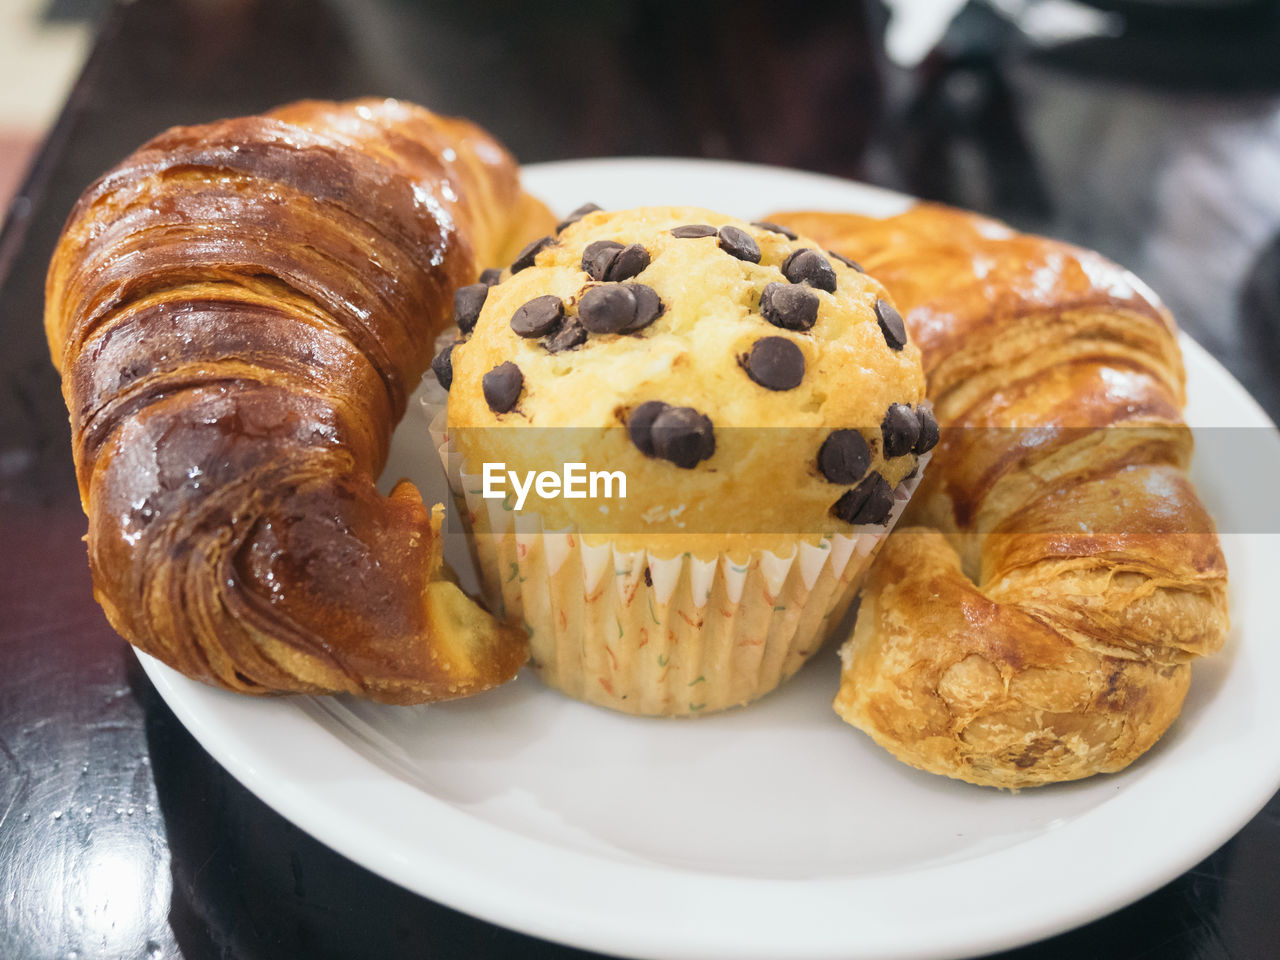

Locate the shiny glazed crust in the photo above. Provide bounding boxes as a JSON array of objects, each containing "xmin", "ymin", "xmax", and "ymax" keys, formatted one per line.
[
  {"xmin": 770, "ymin": 204, "xmax": 1229, "ymax": 787},
  {"xmin": 45, "ymin": 98, "xmax": 554, "ymax": 703}
]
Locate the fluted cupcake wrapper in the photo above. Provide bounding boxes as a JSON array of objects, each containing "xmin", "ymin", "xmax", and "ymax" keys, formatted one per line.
[{"xmin": 420, "ymin": 377, "xmax": 926, "ymax": 716}]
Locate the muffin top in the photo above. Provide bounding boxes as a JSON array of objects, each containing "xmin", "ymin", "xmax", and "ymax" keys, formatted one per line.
[{"xmin": 440, "ymin": 206, "xmax": 931, "ymax": 555}]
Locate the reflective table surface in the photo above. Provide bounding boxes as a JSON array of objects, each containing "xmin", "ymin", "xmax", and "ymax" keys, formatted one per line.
[{"xmin": 2, "ymin": 1, "xmax": 1278, "ymax": 957}]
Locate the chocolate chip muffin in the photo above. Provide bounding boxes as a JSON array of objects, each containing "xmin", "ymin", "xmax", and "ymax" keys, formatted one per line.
[{"xmin": 427, "ymin": 206, "xmax": 932, "ymax": 715}]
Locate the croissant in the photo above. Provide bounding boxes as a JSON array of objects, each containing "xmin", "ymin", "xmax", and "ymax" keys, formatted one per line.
[
  {"xmin": 45, "ymin": 98, "xmax": 554, "ymax": 704},
  {"xmin": 771, "ymin": 204, "xmax": 1229, "ymax": 787}
]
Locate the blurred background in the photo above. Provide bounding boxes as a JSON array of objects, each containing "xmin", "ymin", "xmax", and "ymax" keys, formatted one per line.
[{"xmin": 0, "ymin": 0, "xmax": 102, "ymax": 210}]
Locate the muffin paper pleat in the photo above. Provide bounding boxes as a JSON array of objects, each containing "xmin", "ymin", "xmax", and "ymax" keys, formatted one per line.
[{"xmin": 422, "ymin": 378, "xmax": 926, "ymax": 716}]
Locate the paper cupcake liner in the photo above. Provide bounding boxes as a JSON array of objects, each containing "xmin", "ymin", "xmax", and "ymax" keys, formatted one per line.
[{"xmin": 419, "ymin": 373, "xmax": 927, "ymax": 716}]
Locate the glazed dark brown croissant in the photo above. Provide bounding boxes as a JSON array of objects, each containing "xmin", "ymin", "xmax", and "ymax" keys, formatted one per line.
[
  {"xmin": 772, "ymin": 204, "xmax": 1229, "ymax": 787},
  {"xmin": 46, "ymin": 98, "xmax": 553, "ymax": 703}
]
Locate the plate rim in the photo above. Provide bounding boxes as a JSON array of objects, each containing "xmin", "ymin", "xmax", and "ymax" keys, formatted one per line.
[{"xmin": 137, "ymin": 157, "xmax": 1280, "ymax": 960}]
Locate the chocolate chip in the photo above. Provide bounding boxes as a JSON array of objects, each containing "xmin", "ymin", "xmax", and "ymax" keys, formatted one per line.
[
  {"xmin": 544, "ymin": 317, "xmax": 587, "ymax": 353},
  {"xmin": 829, "ymin": 250, "xmax": 865, "ymax": 273},
  {"xmin": 582, "ymin": 241, "xmax": 650, "ymax": 282},
  {"xmin": 479, "ymin": 268, "xmax": 503, "ymax": 286},
  {"xmin": 818, "ymin": 429, "xmax": 870, "ymax": 484},
  {"xmin": 556, "ymin": 202, "xmax": 602, "ymax": 233},
  {"xmin": 511, "ymin": 235, "xmax": 555, "ymax": 273},
  {"xmin": 651, "ymin": 406, "xmax": 716, "ymax": 469},
  {"xmin": 453, "ymin": 283, "xmax": 489, "ymax": 334},
  {"xmin": 671, "ymin": 224, "xmax": 717, "ymax": 238},
  {"xmin": 913, "ymin": 406, "xmax": 939, "ymax": 454},
  {"xmin": 745, "ymin": 337, "xmax": 804, "ymax": 391},
  {"xmin": 582, "ymin": 240, "xmax": 624, "ymax": 280},
  {"xmin": 881, "ymin": 403, "xmax": 921, "ymax": 458},
  {"xmin": 510, "ymin": 295, "xmax": 565, "ymax": 338},
  {"xmin": 718, "ymin": 225, "xmax": 761, "ymax": 263},
  {"xmin": 430, "ymin": 340, "xmax": 456, "ymax": 391},
  {"xmin": 832, "ymin": 473, "xmax": 893, "ymax": 526},
  {"xmin": 482, "ymin": 362, "xmax": 523, "ymax": 413},
  {"xmin": 874, "ymin": 298, "xmax": 908, "ymax": 351},
  {"xmin": 751, "ymin": 220, "xmax": 797, "ymax": 240},
  {"xmin": 781, "ymin": 249, "xmax": 837, "ymax": 293},
  {"xmin": 760, "ymin": 282, "xmax": 819, "ymax": 332},
  {"xmin": 627, "ymin": 401, "xmax": 669, "ymax": 456},
  {"xmin": 579, "ymin": 283, "xmax": 664, "ymax": 334},
  {"xmin": 605, "ymin": 243, "xmax": 650, "ymax": 282},
  {"xmin": 579, "ymin": 284, "xmax": 634, "ymax": 333},
  {"xmin": 622, "ymin": 283, "xmax": 664, "ymax": 333}
]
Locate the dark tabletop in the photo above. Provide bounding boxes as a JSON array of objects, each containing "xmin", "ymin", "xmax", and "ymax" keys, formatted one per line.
[{"xmin": 3, "ymin": 1, "xmax": 1280, "ymax": 958}]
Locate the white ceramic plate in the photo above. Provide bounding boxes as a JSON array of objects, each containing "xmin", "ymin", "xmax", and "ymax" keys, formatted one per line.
[{"xmin": 138, "ymin": 159, "xmax": 1280, "ymax": 960}]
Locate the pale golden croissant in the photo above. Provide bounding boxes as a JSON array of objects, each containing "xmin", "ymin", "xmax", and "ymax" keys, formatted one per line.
[
  {"xmin": 771, "ymin": 204, "xmax": 1229, "ymax": 787},
  {"xmin": 46, "ymin": 98, "xmax": 554, "ymax": 703}
]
